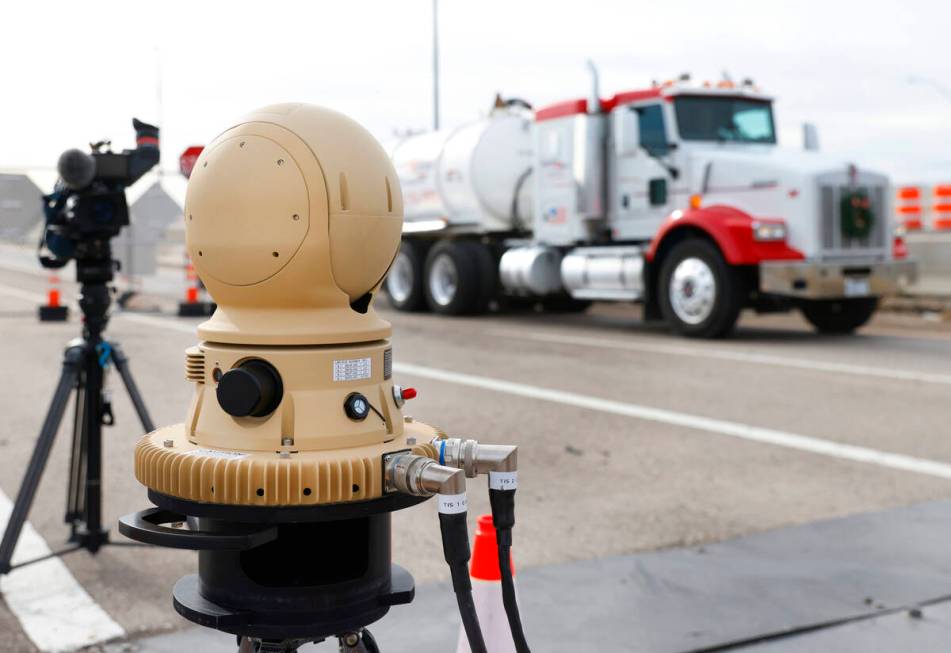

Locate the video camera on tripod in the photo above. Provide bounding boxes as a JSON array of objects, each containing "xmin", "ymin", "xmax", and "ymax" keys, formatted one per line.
[
  {"xmin": 39, "ymin": 118, "xmax": 159, "ymax": 278},
  {"xmin": 0, "ymin": 119, "xmax": 160, "ymax": 576}
]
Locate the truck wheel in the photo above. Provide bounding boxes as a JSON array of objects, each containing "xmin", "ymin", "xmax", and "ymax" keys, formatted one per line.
[
  {"xmin": 659, "ymin": 239, "xmax": 742, "ymax": 338},
  {"xmin": 424, "ymin": 240, "xmax": 482, "ymax": 315},
  {"xmin": 800, "ymin": 298, "xmax": 878, "ymax": 334},
  {"xmin": 460, "ymin": 241, "xmax": 498, "ymax": 313},
  {"xmin": 385, "ymin": 240, "xmax": 427, "ymax": 311}
]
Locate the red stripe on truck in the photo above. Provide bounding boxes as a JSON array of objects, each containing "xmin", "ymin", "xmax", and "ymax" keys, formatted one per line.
[
  {"xmin": 535, "ymin": 98, "xmax": 591, "ymax": 121},
  {"xmin": 646, "ymin": 205, "xmax": 805, "ymax": 265}
]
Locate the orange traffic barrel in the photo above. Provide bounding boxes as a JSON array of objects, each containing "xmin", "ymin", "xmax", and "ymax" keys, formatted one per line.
[
  {"xmin": 896, "ymin": 186, "xmax": 923, "ymax": 230},
  {"xmin": 38, "ymin": 274, "xmax": 69, "ymax": 322},
  {"xmin": 933, "ymin": 185, "xmax": 951, "ymax": 230}
]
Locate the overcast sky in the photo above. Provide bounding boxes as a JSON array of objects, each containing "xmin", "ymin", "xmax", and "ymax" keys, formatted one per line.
[{"xmin": 2, "ymin": 0, "xmax": 949, "ymax": 183}]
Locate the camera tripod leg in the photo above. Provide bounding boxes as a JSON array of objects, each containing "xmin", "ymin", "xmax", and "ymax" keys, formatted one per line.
[
  {"xmin": 109, "ymin": 342, "xmax": 155, "ymax": 433},
  {"xmin": 65, "ymin": 380, "xmax": 87, "ymax": 525},
  {"xmin": 0, "ymin": 344, "xmax": 84, "ymax": 574}
]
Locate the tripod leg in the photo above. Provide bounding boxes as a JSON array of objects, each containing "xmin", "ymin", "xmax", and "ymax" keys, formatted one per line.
[
  {"xmin": 0, "ymin": 345, "xmax": 83, "ymax": 574},
  {"xmin": 79, "ymin": 343, "xmax": 109, "ymax": 550},
  {"xmin": 109, "ymin": 342, "xmax": 155, "ymax": 433},
  {"xmin": 65, "ymin": 378, "xmax": 88, "ymax": 525}
]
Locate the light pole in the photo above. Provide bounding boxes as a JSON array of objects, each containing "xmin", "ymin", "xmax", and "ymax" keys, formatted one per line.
[{"xmin": 432, "ymin": 0, "xmax": 440, "ymax": 130}]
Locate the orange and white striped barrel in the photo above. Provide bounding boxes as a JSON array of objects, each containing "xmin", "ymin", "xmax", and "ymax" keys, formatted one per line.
[
  {"xmin": 896, "ymin": 186, "xmax": 923, "ymax": 230},
  {"xmin": 932, "ymin": 184, "xmax": 951, "ymax": 230}
]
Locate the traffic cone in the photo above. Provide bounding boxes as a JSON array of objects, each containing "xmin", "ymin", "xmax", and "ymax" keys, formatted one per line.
[
  {"xmin": 456, "ymin": 514, "xmax": 516, "ymax": 653},
  {"xmin": 38, "ymin": 274, "xmax": 68, "ymax": 322},
  {"xmin": 177, "ymin": 255, "xmax": 215, "ymax": 317}
]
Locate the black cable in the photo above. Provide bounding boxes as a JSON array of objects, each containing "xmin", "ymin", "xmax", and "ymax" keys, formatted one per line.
[
  {"xmin": 439, "ymin": 510, "xmax": 487, "ymax": 653},
  {"xmin": 490, "ymin": 486, "xmax": 532, "ymax": 653}
]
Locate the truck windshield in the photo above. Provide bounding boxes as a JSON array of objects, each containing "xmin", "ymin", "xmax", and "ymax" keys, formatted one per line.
[{"xmin": 674, "ymin": 96, "xmax": 776, "ymax": 144}]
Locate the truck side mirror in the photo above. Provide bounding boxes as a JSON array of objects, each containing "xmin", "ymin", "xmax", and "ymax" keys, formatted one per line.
[
  {"xmin": 614, "ymin": 108, "xmax": 640, "ymax": 157},
  {"xmin": 803, "ymin": 122, "xmax": 820, "ymax": 151}
]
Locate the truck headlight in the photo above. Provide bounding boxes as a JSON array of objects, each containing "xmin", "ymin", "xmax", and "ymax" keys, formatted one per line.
[{"xmin": 752, "ymin": 221, "xmax": 787, "ymax": 242}]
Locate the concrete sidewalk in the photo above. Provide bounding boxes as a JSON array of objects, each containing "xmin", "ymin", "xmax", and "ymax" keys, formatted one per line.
[{"xmin": 106, "ymin": 499, "xmax": 951, "ymax": 652}]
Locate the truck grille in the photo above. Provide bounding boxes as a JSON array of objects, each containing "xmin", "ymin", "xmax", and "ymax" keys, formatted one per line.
[{"xmin": 820, "ymin": 184, "xmax": 887, "ymax": 257}]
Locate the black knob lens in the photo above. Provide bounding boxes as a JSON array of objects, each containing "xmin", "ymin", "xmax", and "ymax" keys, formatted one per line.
[
  {"xmin": 216, "ymin": 359, "xmax": 283, "ymax": 418},
  {"xmin": 344, "ymin": 393, "xmax": 371, "ymax": 421}
]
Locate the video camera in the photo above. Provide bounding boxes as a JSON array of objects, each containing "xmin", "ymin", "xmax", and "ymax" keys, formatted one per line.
[{"xmin": 39, "ymin": 118, "xmax": 160, "ymax": 271}]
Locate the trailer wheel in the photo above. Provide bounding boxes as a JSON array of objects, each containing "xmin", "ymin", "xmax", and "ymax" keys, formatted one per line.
[
  {"xmin": 460, "ymin": 241, "xmax": 498, "ymax": 313},
  {"xmin": 659, "ymin": 239, "xmax": 742, "ymax": 338},
  {"xmin": 800, "ymin": 298, "xmax": 878, "ymax": 334},
  {"xmin": 385, "ymin": 240, "xmax": 427, "ymax": 312},
  {"xmin": 424, "ymin": 240, "xmax": 482, "ymax": 315}
]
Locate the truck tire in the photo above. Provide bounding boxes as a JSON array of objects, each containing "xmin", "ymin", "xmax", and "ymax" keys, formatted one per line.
[
  {"xmin": 800, "ymin": 298, "xmax": 878, "ymax": 334},
  {"xmin": 461, "ymin": 241, "xmax": 498, "ymax": 313},
  {"xmin": 658, "ymin": 239, "xmax": 742, "ymax": 338},
  {"xmin": 424, "ymin": 240, "xmax": 483, "ymax": 315},
  {"xmin": 385, "ymin": 239, "xmax": 427, "ymax": 312}
]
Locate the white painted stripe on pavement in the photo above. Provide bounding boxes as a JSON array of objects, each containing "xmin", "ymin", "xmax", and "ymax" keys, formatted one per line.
[
  {"xmin": 118, "ymin": 311, "xmax": 197, "ymax": 334},
  {"xmin": 0, "ymin": 283, "xmax": 127, "ymax": 650},
  {"xmin": 393, "ymin": 361, "xmax": 951, "ymax": 481},
  {"xmin": 0, "ymin": 285, "xmax": 45, "ymax": 304},
  {"xmin": 0, "ymin": 493, "xmax": 125, "ymax": 652},
  {"xmin": 489, "ymin": 328, "xmax": 951, "ymax": 386},
  {"xmin": 100, "ymin": 310, "xmax": 951, "ymax": 482},
  {"xmin": 7, "ymin": 289, "xmax": 951, "ymax": 481}
]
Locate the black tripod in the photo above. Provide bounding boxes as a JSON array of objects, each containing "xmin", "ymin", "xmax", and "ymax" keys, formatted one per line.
[{"xmin": 0, "ymin": 255, "xmax": 154, "ymax": 574}]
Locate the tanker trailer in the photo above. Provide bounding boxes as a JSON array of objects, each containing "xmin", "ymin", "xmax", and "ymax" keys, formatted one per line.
[{"xmin": 384, "ymin": 98, "xmax": 542, "ymax": 314}]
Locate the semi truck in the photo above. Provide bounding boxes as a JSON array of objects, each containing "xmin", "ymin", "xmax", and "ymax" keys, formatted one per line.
[{"xmin": 384, "ymin": 73, "xmax": 916, "ymax": 337}]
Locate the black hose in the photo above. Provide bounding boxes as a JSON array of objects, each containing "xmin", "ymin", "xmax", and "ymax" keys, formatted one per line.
[
  {"xmin": 439, "ymin": 510, "xmax": 487, "ymax": 653},
  {"xmin": 490, "ymin": 486, "xmax": 532, "ymax": 653}
]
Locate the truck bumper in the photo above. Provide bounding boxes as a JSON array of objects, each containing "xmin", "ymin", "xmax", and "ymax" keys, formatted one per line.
[{"xmin": 759, "ymin": 259, "xmax": 917, "ymax": 299}]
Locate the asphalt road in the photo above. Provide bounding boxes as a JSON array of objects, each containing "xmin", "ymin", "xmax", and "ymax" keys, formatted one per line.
[{"xmin": 1, "ymin": 263, "xmax": 951, "ymax": 651}]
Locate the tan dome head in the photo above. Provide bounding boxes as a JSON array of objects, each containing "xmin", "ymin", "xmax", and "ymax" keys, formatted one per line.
[{"xmin": 184, "ymin": 103, "xmax": 404, "ymax": 345}]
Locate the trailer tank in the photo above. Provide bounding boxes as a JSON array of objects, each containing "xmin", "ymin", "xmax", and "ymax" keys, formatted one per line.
[{"xmin": 388, "ymin": 104, "xmax": 534, "ymax": 233}]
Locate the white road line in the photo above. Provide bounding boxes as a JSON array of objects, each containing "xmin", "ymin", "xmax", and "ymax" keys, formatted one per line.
[
  {"xmin": 393, "ymin": 362, "xmax": 951, "ymax": 481},
  {"xmin": 118, "ymin": 311, "xmax": 197, "ymax": 334},
  {"xmin": 6, "ymin": 288, "xmax": 951, "ymax": 482},
  {"xmin": 0, "ymin": 494, "xmax": 125, "ymax": 652},
  {"xmin": 98, "ymin": 310, "xmax": 951, "ymax": 482},
  {"xmin": 0, "ymin": 285, "xmax": 46, "ymax": 304},
  {"xmin": 0, "ymin": 283, "xmax": 128, "ymax": 651},
  {"xmin": 488, "ymin": 328, "xmax": 951, "ymax": 386}
]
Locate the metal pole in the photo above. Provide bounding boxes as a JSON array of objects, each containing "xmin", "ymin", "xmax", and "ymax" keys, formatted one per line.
[{"xmin": 432, "ymin": 0, "xmax": 440, "ymax": 131}]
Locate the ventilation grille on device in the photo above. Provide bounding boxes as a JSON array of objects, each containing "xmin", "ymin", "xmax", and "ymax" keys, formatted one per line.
[{"xmin": 185, "ymin": 347, "xmax": 205, "ymax": 383}]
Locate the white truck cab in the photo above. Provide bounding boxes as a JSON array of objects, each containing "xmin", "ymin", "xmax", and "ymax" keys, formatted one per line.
[{"xmin": 386, "ymin": 80, "xmax": 916, "ymax": 337}]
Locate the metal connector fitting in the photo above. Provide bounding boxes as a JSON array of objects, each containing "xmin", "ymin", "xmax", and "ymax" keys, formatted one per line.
[
  {"xmin": 393, "ymin": 384, "xmax": 406, "ymax": 408},
  {"xmin": 384, "ymin": 453, "xmax": 466, "ymax": 496},
  {"xmin": 434, "ymin": 437, "xmax": 518, "ymax": 477}
]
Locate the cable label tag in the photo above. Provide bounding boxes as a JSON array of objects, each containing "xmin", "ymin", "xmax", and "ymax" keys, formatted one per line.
[
  {"xmin": 437, "ymin": 493, "xmax": 468, "ymax": 514},
  {"xmin": 333, "ymin": 357, "xmax": 372, "ymax": 382},
  {"xmin": 489, "ymin": 470, "xmax": 518, "ymax": 491}
]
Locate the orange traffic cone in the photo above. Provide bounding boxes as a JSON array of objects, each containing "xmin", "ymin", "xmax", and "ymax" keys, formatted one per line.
[
  {"xmin": 38, "ymin": 274, "xmax": 69, "ymax": 322},
  {"xmin": 456, "ymin": 515, "xmax": 516, "ymax": 653},
  {"xmin": 177, "ymin": 255, "xmax": 215, "ymax": 317}
]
